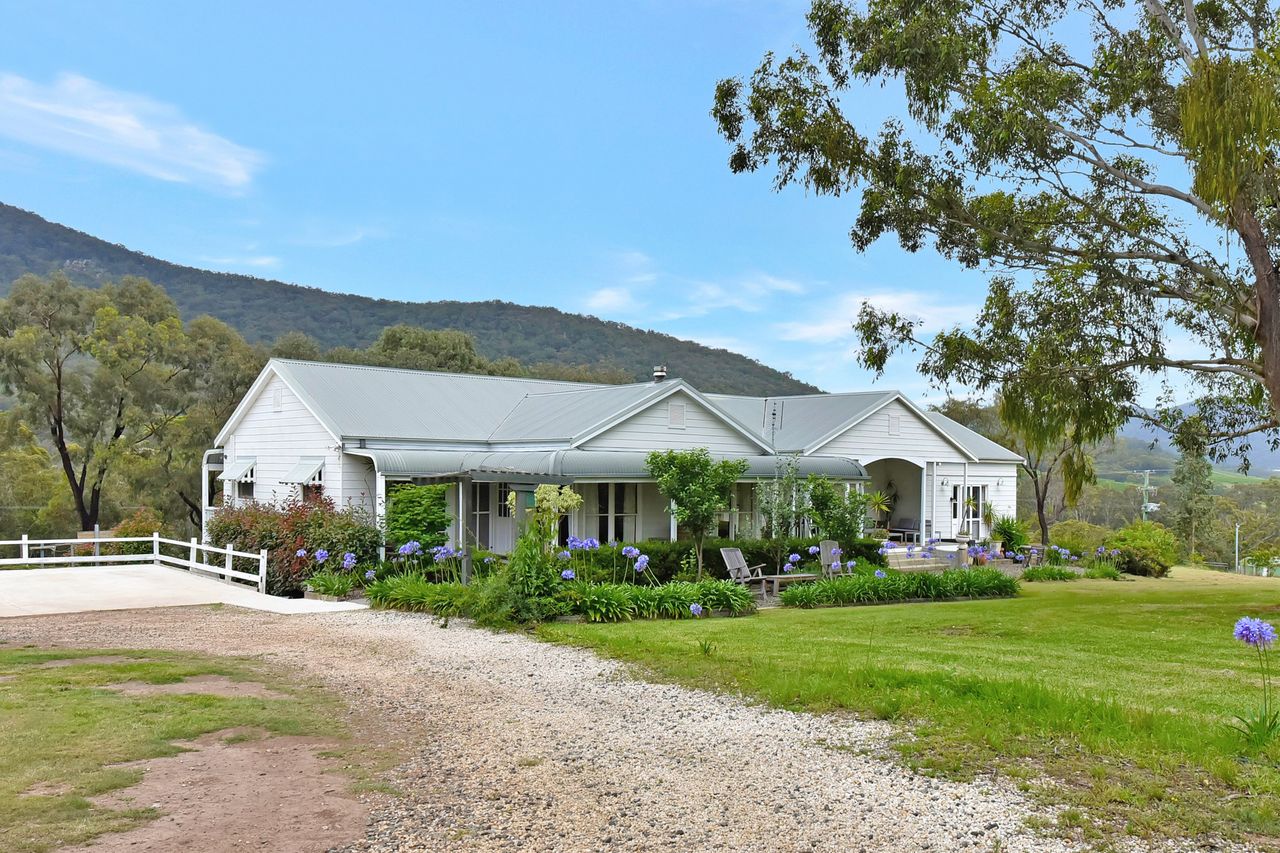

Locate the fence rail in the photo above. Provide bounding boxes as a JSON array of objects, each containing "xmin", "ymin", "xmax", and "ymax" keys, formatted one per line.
[{"xmin": 0, "ymin": 533, "xmax": 267, "ymax": 593}]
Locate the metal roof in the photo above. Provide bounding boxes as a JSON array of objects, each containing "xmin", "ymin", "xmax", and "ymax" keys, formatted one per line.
[
  {"xmin": 280, "ymin": 457, "xmax": 324, "ymax": 484},
  {"xmin": 354, "ymin": 448, "xmax": 868, "ymax": 482},
  {"xmin": 706, "ymin": 391, "xmax": 898, "ymax": 452},
  {"xmin": 219, "ymin": 457, "xmax": 255, "ymax": 481},
  {"xmin": 487, "ymin": 383, "xmax": 669, "ymax": 442},
  {"xmin": 923, "ymin": 412, "xmax": 1024, "ymax": 462}
]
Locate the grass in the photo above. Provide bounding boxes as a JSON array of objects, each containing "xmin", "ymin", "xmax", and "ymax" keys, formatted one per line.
[
  {"xmin": 0, "ymin": 647, "xmax": 346, "ymax": 853},
  {"xmin": 539, "ymin": 568, "xmax": 1280, "ymax": 845}
]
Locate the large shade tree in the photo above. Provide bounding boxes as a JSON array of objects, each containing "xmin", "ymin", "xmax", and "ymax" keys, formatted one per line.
[
  {"xmin": 713, "ymin": 0, "xmax": 1280, "ymax": 464},
  {"xmin": 0, "ymin": 274, "xmax": 260, "ymax": 531}
]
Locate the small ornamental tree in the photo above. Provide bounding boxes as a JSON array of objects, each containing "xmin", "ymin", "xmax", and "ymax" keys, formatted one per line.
[
  {"xmin": 807, "ymin": 475, "xmax": 870, "ymax": 545},
  {"xmin": 646, "ymin": 448, "xmax": 749, "ymax": 579}
]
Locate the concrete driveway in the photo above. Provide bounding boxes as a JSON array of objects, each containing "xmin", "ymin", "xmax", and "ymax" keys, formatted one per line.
[{"xmin": 0, "ymin": 565, "xmax": 366, "ymax": 618}]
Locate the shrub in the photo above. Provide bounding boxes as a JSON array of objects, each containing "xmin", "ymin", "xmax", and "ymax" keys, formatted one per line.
[
  {"xmin": 104, "ymin": 507, "xmax": 167, "ymax": 556},
  {"xmin": 1021, "ymin": 565, "xmax": 1078, "ymax": 582},
  {"xmin": 573, "ymin": 583, "xmax": 636, "ymax": 623},
  {"xmin": 1106, "ymin": 521, "xmax": 1178, "ymax": 578},
  {"xmin": 206, "ymin": 497, "xmax": 381, "ymax": 596},
  {"xmin": 306, "ymin": 570, "xmax": 357, "ymax": 597},
  {"xmin": 991, "ymin": 515, "xmax": 1030, "ymax": 552},
  {"xmin": 385, "ymin": 484, "xmax": 449, "ymax": 550},
  {"xmin": 1049, "ymin": 520, "xmax": 1111, "ymax": 555}
]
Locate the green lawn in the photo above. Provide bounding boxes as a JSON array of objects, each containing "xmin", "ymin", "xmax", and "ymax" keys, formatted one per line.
[
  {"xmin": 0, "ymin": 648, "xmax": 345, "ymax": 853},
  {"xmin": 540, "ymin": 568, "xmax": 1280, "ymax": 845}
]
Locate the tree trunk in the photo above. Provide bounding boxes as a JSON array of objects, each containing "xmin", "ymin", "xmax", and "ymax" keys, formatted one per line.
[{"xmin": 1235, "ymin": 204, "xmax": 1280, "ymax": 419}]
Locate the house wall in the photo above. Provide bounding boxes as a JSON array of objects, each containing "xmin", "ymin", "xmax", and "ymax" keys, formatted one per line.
[
  {"xmin": 638, "ymin": 483, "xmax": 671, "ymax": 541},
  {"xmin": 224, "ymin": 373, "xmax": 343, "ymax": 508},
  {"xmin": 866, "ymin": 458, "xmax": 923, "ymax": 530},
  {"xmin": 925, "ymin": 461, "xmax": 1019, "ymax": 540},
  {"xmin": 340, "ymin": 453, "xmax": 376, "ymax": 516},
  {"xmin": 581, "ymin": 391, "xmax": 764, "ymax": 456},
  {"xmin": 814, "ymin": 399, "xmax": 970, "ymax": 464}
]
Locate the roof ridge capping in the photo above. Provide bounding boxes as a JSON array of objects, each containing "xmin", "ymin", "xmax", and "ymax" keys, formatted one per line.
[{"xmin": 268, "ymin": 357, "xmax": 610, "ymax": 388}]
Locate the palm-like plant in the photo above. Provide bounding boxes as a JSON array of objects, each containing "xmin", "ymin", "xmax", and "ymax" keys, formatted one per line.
[{"xmin": 864, "ymin": 490, "xmax": 893, "ymax": 527}]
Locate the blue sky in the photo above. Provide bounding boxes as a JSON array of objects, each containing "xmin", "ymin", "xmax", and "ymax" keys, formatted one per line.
[{"xmin": 0, "ymin": 0, "xmax": 993, "ymax": 398}]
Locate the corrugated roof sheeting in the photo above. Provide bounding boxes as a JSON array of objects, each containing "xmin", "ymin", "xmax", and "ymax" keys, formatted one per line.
[{"xmin": 358, "ymin": 449, "xmax": 868, "ymax": 481}]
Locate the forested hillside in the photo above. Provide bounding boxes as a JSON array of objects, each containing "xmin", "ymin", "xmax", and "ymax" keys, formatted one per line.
[{"xmin": 0, "ymin": 203, "xmax": 816, "ymax": 396}]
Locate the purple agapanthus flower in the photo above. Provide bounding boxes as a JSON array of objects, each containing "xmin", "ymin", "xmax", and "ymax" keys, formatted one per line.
[
  {"xmin": 1235, "ymin": 616, "xmax": 1277, "ymax": 648},
  {"xmin": 874, "ymin": 569, "xmax": 887, "ymax": 579},
  {"xmin": 808, "ymin": 545, "xmax": 821, "ymax": 556},
  {"xmin": 364, "ymin": 568, "xmax": 376, "ymax": 581},
  {"xmin": 398, "ymin": 541, "xmax": 422, "ymax": 557},
  {"xmin": 341, "ymin": 552, "xmax": 357, "ymax": 570},
  {"xmin": 831, "ymin": 560, "xmax": 841, "ymax": 571},
  {"xmin": 689, "ymin": 603, "xmax": 703, "ymax": 617},
  {"xmin": 314, "ymin": 549, "xmax": 329, "ymax": 563},
  {"xmin": 831, "ymin": 547, "xmax": 842, "ymax": 557},
  {"xmin": 788, "ymin": 553, "xmax": 801, "ymax": 564},
  {"xmin": 622, "ymin": 545, "xmax": 640, "ymax": 559},
  {"xmin": 557, "ymin": 550, "xmax": 572, "ymax": 561},
  {"xmin": 635, "ymin": 554, "xmax": 649, "ymax": 572},
  {"xmin": 566, "ymin": 535, "xmax": 583, "ymax": 550},
  {"xmin": 561, "ymin": 569, "xmax": 576, "ymax": 580},
  {"xmin": 583, "ymin": 537, "xmax": 601, "ymax": 550},
  {"xmin": 296, "ymin": 548, "xmax": 308, "ymax": 558},
  {"xmin": 1013, "ymin": 553, "xmax": 1024, "ymax": 563}
]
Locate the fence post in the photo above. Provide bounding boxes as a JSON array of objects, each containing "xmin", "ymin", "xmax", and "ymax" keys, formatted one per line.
[
  {"xmin": 224, "ymin": 543, "xmax": 233, "ymax": 582},
  {"xmin": 94, "ymin": 523, "xmax": 101, "ymax": 559},
  {"xmin": 20, "ymin": 533, "xmax": 28, "ymax": 563},
  {"xmin": 152, "ymin": 532, "xmax": 160, "ymax": 566},
  {"xmin": 258, "ymin": 549, "xmax": 268, "ymax": 594},
  {"xmin": 189, "ymin": 538, "xmax": 198, "ymax": 571}
]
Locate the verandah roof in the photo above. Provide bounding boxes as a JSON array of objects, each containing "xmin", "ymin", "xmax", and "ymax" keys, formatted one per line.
[{"xmin": 355, "ymin": 449, "xmax": 868, "ymax": 483}]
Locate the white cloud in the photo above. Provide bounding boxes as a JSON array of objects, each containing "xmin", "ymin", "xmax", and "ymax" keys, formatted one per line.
[
  {"xmin": 586, "ymin": 286, "xmax": 643, "ymax": 313},
  {"xmin": 0, "ymin": 72, "xmax": 264, "ymax": 191},
  {"xmin": 661, "ymin": 272, "xmax": 807, "ymax": 320},
  {"xmin": 775, "ymin": 290, "xmax": 979, "ymax": 345}
]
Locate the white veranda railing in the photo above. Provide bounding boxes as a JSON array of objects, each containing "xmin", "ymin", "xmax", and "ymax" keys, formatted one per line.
[{"xmin": 0, "ymin": 533, "xmax": 268, "ymax": 594}]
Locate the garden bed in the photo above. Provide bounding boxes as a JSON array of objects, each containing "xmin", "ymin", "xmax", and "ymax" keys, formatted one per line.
[{"xmin": 780, "ymin": 567, "xmax": 1018, "ymax": 608}]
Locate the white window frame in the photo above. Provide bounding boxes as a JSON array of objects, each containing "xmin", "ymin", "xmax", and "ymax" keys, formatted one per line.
[{"xmin": 587, "ymin": 483, "xmax": 638, "ymax": 543}]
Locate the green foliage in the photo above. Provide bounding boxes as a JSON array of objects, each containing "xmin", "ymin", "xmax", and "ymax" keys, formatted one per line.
[
  {"xmin": 305, "ymin": 570, "xmax": 357, "ymax": 597},
  {"xmin": 1107, "ymin": 521, "xmax": 1178, "ymax": 578},
  {"xmin": 1171, "ymin": 426, "xmax": 1214, "ymax": 560},
  {"xmin": 990, "ymin": 515, "xmax": 1029, "ymax": 551},
  {"xmin": 384, "ymin": 484, "xmax": 449, "ymax": 549},
  {"xmin": 1021, "ymin": 565, "xmax": 1079, "ymax": 582},
  {"xmin": 807, "ymin": 475, "xmax": 870, "ymax": 544},
  {"xmin": 1050, "ymin": 520, "xmax": 1111, "ymax": 556},
  {"xmin": 571, "ymin": 584, "xmax": 636, "ymax": 623},
  {"xmin": 646, "ymin": 448, "xmax": 750, "ymax": 578},
  {"xmin": 779, "ymin": 568, "xmax": 1018, "ymax": 607},
  {"xmin": 103, "ymin": 507, "xmax": 167, "ymax": 556},
  {"xmin": 206, "ymin": 497, "xmax": 380, "ymax": 595},
  {"xmin": 1083, "ymin": 563, "xmax": 1124, "ymax": 581},
  {"xmin": 0, "ymin": 203, "xmax": 815, "ymax": 396},
  {"xmin": 714, "ymin": 1, "xmax": 1280, "ymax": 468}
]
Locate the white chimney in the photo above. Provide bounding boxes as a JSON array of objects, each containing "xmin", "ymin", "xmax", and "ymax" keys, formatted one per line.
[{"xmin": 652, "ymin": 364, "xmax": 668, "ymax": 382}]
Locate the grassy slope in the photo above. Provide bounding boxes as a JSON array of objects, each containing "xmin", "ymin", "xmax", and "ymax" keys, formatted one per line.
[
  {"xmin": 0, "ymin": 647, "xmax": 345, "ymax": 853},
  {"xmin": 541, "ymin": 569, "xmax": 1280, "ymax": 844}
]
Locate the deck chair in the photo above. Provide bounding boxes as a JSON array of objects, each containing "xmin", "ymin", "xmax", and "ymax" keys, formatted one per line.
[
  {"xmin": 819, "ymin": 539, "xmax": 843, "ymax": 578},
  {"xmin": 720, "ymin": 547, "xmax": 766, "ymax": 588}
]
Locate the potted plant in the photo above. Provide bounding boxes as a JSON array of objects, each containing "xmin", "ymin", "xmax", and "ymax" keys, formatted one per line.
[{"xmin": 864, "ymin": 490, "xmax": 893, "ymax": 539}]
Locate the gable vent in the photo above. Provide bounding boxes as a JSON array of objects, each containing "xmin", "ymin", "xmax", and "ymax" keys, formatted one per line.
[
  {"xmin": 272, "ymin": 388, "xmax": 283, "ymax": 412},
  {"xmin": 668, "ymin": 401, "xmax": 687, "ymax": 429},
  {"xmin": 887, "ymin": 413, "xmax": 901, "ymax": 436}
]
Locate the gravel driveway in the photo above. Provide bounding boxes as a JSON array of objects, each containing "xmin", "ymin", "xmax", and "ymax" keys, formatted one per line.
[{"xmin": 0, "ymin": 607, "xmax": 1211, "ymax": 852}]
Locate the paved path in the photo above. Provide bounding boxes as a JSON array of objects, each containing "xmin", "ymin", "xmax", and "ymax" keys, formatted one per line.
[{"xmin": 0, "ymin": 565, "xmax": 365, "ymax": 617}]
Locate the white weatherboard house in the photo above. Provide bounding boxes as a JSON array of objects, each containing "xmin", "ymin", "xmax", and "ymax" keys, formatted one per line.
[{"xmin": 204, "ymin": 359, "xmax": 1022, "ymax": 557}]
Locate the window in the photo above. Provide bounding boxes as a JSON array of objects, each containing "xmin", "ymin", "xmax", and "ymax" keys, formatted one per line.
[
  {"xmin": 301, "ymin": 483, "xmax": 323, "ymax": 502},
  {"xmin": 237, "ymin": 480, "xmax": 254, "ymax": 500},
  {"xmin": 588, "ymin": 483, "xmax": 637, "ymax": 542},
  {"xmin": 667, "ymin": 401, "xmax": 687, "ymax": 430},
  {"xmin": 497, "ymin": 483, "xmax": 512, "ymax": 518}
]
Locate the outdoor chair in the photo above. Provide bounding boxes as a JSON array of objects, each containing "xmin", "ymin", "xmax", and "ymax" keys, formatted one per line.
[
  {"xmin": 888, "ymin": 517, "xmax": 921, "ymax": 544},
  {"xmin": 819, "ymin": 539, "xmax": 845, "ymax": 578},
  {"xmin": 720, "ymin": 547, "xmax": 765, "ymax": 585}
]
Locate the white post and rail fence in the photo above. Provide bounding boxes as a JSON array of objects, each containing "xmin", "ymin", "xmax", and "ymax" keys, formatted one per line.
[{"xmin": 0, "ymin": 534, "xmax": 268, "ymax": 594}]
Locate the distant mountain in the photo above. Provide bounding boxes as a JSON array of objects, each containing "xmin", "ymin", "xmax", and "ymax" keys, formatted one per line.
[
  {"xmin": 0, "ymin": 203, "xmax": 818, "ymax": 397},
  {"xmin": 1120, "ymin": 412, "xmax": 1280, "ymax": 477}
]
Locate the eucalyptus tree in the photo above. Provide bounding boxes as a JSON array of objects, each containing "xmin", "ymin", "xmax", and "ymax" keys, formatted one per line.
[
  {"xmin": 0, "ymin": 274, "xmax": 259, "ymax": 531},
  {"xmin": 713, "ymin": 0, "xmax": 1280, "ymax": 463}
]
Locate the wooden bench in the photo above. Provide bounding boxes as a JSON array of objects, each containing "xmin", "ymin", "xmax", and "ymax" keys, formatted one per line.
[{"xmin": 720, "ymin": 547, "xmax": 817, "ymax": 597}]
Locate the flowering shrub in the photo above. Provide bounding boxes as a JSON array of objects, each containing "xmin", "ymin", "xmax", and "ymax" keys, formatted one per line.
[
  {"xmin": 206, "ymin": 497, "xmax": 380, "ymax": 595},
  {"xmin": 1230, "ymin": 616, "xmax": 1279, "ymax": 751}
]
